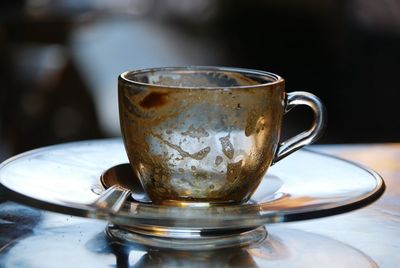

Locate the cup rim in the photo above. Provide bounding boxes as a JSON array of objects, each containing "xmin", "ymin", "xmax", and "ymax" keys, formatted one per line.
[{"xmin": 119, "ymin": 66, "xmax": 284, "ymax": 90}]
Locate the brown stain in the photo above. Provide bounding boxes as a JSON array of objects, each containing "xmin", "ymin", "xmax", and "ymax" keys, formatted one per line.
[
  {"xmin": 152, "ymin": 132, "xmax": 211, "ymax": 160},
  {"xmin": 181, "ymin": 125, "xmax": 210, "ymax": 141},
  {"xmin": 215, "ymin": 156, "xmax": 223, "ymax": 166},
  {"xmin": 139, "ymin": 92, "xmax": 169, "ymax": 109},
  {"xmin": 245, "ymin": 109, "xmax": 258, "ymax": 136},
  {"xmin": 219, "ymin": 134, "xmax": 234, "ymax": 159},
  {"xmin": 230, "ymin": 72, "xmax": 260, "ymax": 86},
  {"xmin": 226, "ymin": 160, "xmax": 243, "ymax": 182}
]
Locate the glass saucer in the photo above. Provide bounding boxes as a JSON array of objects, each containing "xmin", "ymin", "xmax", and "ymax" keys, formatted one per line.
[{"xmin": 0, "ymin": 139, "xmax": 385, "ymax": 234}]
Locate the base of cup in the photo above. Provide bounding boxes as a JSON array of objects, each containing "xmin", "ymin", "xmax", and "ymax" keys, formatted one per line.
[
  {"xmin": 156, "ymin": 199, "xmax": 241, "ymax": 207},
  {"xmin": 105, "ymin": 224, "xmax": 267, "ymax": 250},
  {"xmin": 100, "ymin": 163, "xmax": 249, "ymax": 206}
]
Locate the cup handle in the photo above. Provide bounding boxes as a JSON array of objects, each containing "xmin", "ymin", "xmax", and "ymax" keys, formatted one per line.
[{"xmin": 272, "ymin": 91, "xmax": 326, "ymax": 164}]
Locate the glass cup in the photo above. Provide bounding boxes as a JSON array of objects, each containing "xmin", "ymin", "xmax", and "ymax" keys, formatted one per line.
[{"xmin": 118, "ymin": 67, "xmax": 326, "ymax": 205}]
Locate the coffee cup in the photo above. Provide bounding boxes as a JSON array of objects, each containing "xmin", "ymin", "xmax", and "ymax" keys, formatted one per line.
[{"xmin": 118, "ymin": 67, "xmax": 326, "ymax": 205}]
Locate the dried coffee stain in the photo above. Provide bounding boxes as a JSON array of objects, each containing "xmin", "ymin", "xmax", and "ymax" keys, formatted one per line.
[
  {"xmin": 194, "ymin": 172, "xmax": 208, "ymax": 180},
  {"xmin": 139, "ymin": 92, "xmax": 169, "ymax": 109},
  {"xmin": 215, "ymin": 156, "xmax": 223, "ymax": 166},
  {"xmin": 245, "ymin": 109, "xmax": 258, "ymax": 136},
  {"xmin": 191, "ymin": 147, "xmax": 211, "ymax": 160},
  {"xmin": 181, "ymin": 125, "xmax": 209, "ymax": 141},
  {"xmin": 219, "ymin": 134, "xmax": 234, "ymax": 159},
  {"xmin": 152, "ymin": 132, "xmax": 211, "ymax": 160},
  {"xmin": 149, "ymin": 154, "xmax": 172, "ymax": 184},
  {"xmin": 230, "ymin": 72, "xmax": 260, "ymax": 86},
  {"xmin": 226, "ymin": 160, "xmax": 242, "ymax": 182}
]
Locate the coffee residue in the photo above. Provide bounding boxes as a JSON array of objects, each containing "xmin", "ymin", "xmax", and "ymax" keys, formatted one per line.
[
  {"xmin": 214, "ymin": 156, "xmax": 223, "ymax": 166},
  {"xmin": 152, "ymin": 132, "xmax": 211, "ymax": 160},
  {"xmin": 245, "ymin": 109, "xmax": 258, "ymax": 136},
  {"xmin": 191, "ymin": 147, "xmax": 211, "ymax": 160},
  {"xmin": 219, "ymin": 134, "xmax": 234, "ymax": 159},
  {"xmin": 181, "ymin": 125, "xmax": 210, "ymax": 141},
  {"xmin": 226, "ymin": 160, "xmax": 242, "ymax": 182},
  {"xmin": 139, "ymin": 92, "xmax": 169, "ymax": 109}
]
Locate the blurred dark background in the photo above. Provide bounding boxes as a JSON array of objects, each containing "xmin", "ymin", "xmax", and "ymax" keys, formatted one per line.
[{"xmin": 1, "ymin": 0, "xmax": 400, "ymax": 162}]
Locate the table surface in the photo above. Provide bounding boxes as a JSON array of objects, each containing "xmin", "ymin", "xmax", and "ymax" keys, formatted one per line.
[{"xmin": 0, "ymin": 143, "xmax": 399, "ymax": 267}]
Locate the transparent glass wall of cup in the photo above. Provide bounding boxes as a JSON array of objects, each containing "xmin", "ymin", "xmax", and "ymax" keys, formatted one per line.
[{"xmin": 118, "ymin": 67, "xmax": 326, "ymax": 206}]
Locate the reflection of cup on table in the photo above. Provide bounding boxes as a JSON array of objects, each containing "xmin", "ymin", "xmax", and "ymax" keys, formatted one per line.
[{"xmin": 118, "ymin": 67, "xmax": 326, "ymax": 205}]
